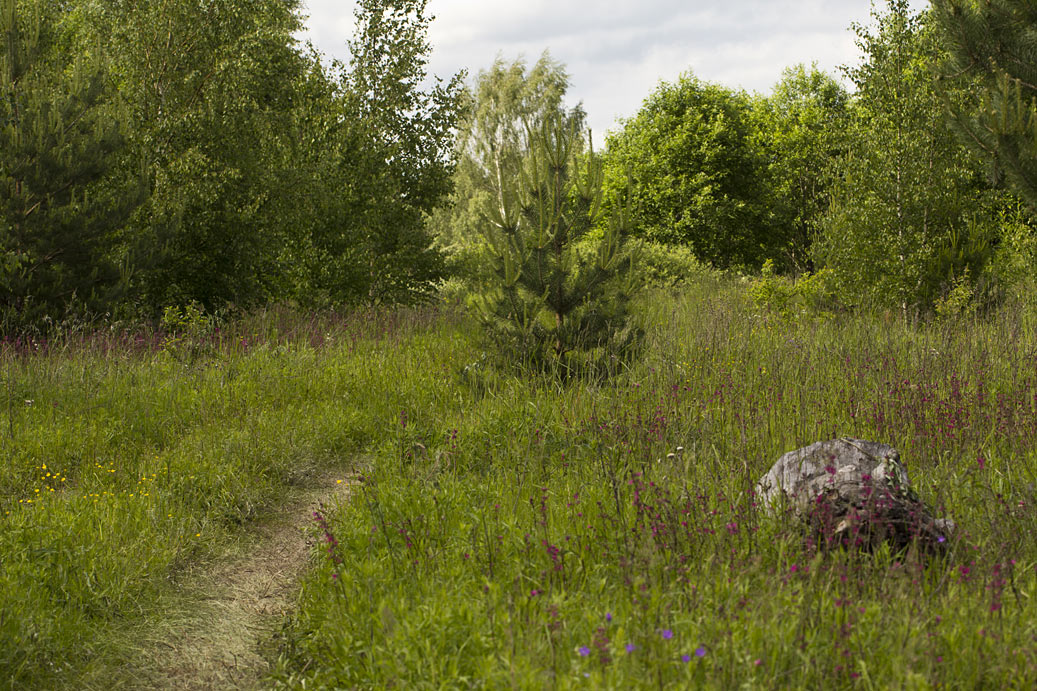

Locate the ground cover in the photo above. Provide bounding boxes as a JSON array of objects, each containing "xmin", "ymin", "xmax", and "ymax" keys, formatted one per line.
[
  {"xmin": 0, "ymin": 306, "xmax": 463, "ymax": 689},
  {"xmin": 273, "ymin": 281, "xmax": 1037, "ymax": 688},
  {"xmin": 4, "ymin": 280, "xmax": 1037, "ymax": 688}
]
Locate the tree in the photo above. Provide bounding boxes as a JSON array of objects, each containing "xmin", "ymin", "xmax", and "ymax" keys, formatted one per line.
[
  {"xmin": 933, "ymin": 0, "xmax": 1037, "ymax": 213},
  {"xmin": 601, "ymin": 73, "xmax": 769, "ymax": 270},
  {"xmin": 815, "ymin": 0, "xmax": 994, "ymax": 313},
  {"xmin": 0, "ymin": 0, "xmax": 140, "ymax": 329},
  {"xmin": 473, "ymin": 114, "xmax": 637, "ymax": 374},
  {"xmin": 321, "ymin": 0, "xmax": 465, "ymax": 305},
  {"xmin": 753, "ymin": 65, "xmax": 849, "ymax": 273},
  {"xmin": 68, "ymin": 0, "xmax": 314, "ymax": 312},
  {"xmin": 428, "ymin": 52, "xmax": 577, "ymax": 256},
  {"xmin": 72, "ymin": 0, "xmax": 464, "ymax": 311}
]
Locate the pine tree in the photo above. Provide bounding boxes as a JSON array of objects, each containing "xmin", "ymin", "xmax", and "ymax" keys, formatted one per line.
[
  {"xmin": 933, "ymin": 0, "xmax": 1037, "ymax": 212},
  {"xmin": 0, "ymin": 0, "xmax": 138, "ymax": 329},
  {"xmin": 473, "ymin": 113, "xmax": 638, "ymax": 375}
]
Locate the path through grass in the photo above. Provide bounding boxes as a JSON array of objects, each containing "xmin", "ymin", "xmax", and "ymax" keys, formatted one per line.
[
  {"xmin": 0, "ymin": 306, "xmax": 463, "ymax": 689},
  {"xmin": 121, "ymin": 472, "xmax": 353, "ymax": 689}
]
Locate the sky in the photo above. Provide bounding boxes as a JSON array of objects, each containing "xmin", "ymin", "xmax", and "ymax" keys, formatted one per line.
[{"xmin": 298, "ymin": 0, "xmax": 930, "ymax": 138}]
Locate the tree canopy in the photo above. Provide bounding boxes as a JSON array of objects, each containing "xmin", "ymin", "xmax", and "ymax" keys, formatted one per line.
[
  {"xmin": 1, "ymin": 0, "xmax": 465, "ymax": 330},
  {"xmin": 601, "ymin": 74, "xmax": 769, "ymax": 270}
]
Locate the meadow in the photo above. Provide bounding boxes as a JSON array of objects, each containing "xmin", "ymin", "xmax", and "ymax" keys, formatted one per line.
[{"xmin": 3, "ymin": 277, "xmax": 1037, "ymax": 688}]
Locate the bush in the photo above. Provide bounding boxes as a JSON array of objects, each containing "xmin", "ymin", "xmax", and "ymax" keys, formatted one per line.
[
  {"xmin": 748, "ymin": 260, "xmax": 838, "ymax": 317},
  {"xmin": 628, "ymin": 240, "xmax": 712, "ymax": 287}
]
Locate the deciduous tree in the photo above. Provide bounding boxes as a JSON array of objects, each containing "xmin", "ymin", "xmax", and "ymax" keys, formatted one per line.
[
  {"xmin": 816, "ymin": 0, "xmax": 993, "ymax": 313},
  {"xmin": 754, "ymin": 65, "xmax": 849, "ymax": 273},
  {"xmin": 602, "ymin": 73, "xmax": 769, "ymax": 270},
  {"xmin": 429, "ymin": 52, "xmax": 577, "ymax": 257}
]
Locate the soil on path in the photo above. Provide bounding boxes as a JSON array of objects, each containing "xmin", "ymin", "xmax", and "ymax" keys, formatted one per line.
[{"xmin": 126, "ymin": 472, "xmax": 354, "ymax": 690}]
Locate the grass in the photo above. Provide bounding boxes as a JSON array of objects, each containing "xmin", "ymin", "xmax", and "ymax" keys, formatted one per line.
[
  {"xmin": 273, "ymin": 282, "xmax": 1037, "ymax": 689},
  {"xmin": 0, "ymin": 305, "xmax": 463, "ymax": 688},
  {"xmin": 4, "ymin": 279, "xmax": 1037, "ymax": 688}
]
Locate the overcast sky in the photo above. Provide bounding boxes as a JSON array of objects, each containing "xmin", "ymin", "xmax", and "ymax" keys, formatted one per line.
[{"xmin": 298, "ymin": 0, "xmax": 930, "ymax": 138}]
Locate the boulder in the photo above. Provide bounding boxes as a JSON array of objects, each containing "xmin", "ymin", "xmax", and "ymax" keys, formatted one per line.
[{"xmin": 756, "ymin": 438, "xmax": 954, "ymax": 553}]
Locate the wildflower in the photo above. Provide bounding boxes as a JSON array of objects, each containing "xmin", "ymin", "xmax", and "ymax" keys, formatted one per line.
[
  {"xmin": 625, "ymin": 643, "xmax": 637, "ymax": 653},
  {"xmin": 661, "ymin": 629, "xmax": 673, "ymax": 640},
  {"xmin": 681, "ymin": 654, "xmax": 691, "ymax": 663},
  {"xmin": 605, "ymin": 612, "xmax": 612, "ymax": 623},
  {"xmin": 577, "ymin": 646, "xmax": 590, "ymax": 657},
  {"xmin": 695, "ymin": 647, "xmax": 706, "ymax": 657}
]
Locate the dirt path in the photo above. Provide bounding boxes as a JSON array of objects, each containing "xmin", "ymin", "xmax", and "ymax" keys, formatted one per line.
[{"xmin": 127, "ymin": 473, "xmax": 354, "ymax": 690}]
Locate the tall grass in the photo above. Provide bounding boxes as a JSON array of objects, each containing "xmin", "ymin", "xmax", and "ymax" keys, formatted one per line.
[
  {"xmin": 5, "ymin": 280, "xmax": 1037, "ymax": 688},
  {"xmin": 0, "ymin": 304, "xmax": 470, "ymax": 688},
  {"xmin": 273, "ymin": 281, "xmax": 1037, "ymax": 688}
]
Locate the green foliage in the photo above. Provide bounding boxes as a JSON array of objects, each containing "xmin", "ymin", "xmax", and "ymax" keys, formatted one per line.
[
  {"xmin": 159, "ymin": 301, "xmax": 220, "ymax": 363},
  {"xmin": 273, "ymin": 283, "xmax": 1037, "ymax": 689},
  {"xmin": 0, "ymin": 0, "xmax": 141, "ymax": 330},
  {"xmin": 602, "ymin": 73, "xmax": 769, "ymax": 270},
  {"xmin": 628, "ymin": 240, "xmax": 712, "ymax": 288},
  {"xmin": 472, "ymin": 114, "xmax": 638, "ymax": 375},
  {"xmin": 815, "ymin": 0, "xmax": 994, "ymax": 314},
  {"xmin": 429, "ymin": 52, "xmax": 575, "ymax": 259},
  {"xmin": 934, "ymin": 269, "xmax": 977, "ymax": 320},
  {"xmin": 753, "ymin": 65, "xmax": 849, "ymax": 272},
  {"xmin": 0, "ymin": 0, "xmax": 463, "ymax": 327},
  {"xmin": 933, "ymin": 0, "xmax": 1037, "ymax": 213},
  {"xmin": 326, "ymin": 0, "xmax": 464, "ymax": 305},
  {"xmin": 75, "ymin": 0, "xmax": 312, "ymax": 312},
  {"xmin": 978, "ymin": 198, "xmax": 1037, "ymax": 307},
  {"xmin": 748, "ymin": 259, "xmax": 837, "ymax": 318}
]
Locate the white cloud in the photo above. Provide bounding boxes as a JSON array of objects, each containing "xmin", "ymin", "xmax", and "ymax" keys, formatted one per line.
[{"xmin": 297, "ymin": 0, "xmax": 929, "ymax": 137}]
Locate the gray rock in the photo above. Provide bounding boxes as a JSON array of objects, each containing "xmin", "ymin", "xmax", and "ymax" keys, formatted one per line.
[{"xmin": 756, "ymin": 438, "xmax": 954, "ymax": 553}]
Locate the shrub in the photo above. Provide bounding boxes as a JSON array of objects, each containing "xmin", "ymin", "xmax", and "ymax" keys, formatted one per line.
[{"xmin": 748, "ymin": 260, "xmax": 838, "ymax": 317}]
